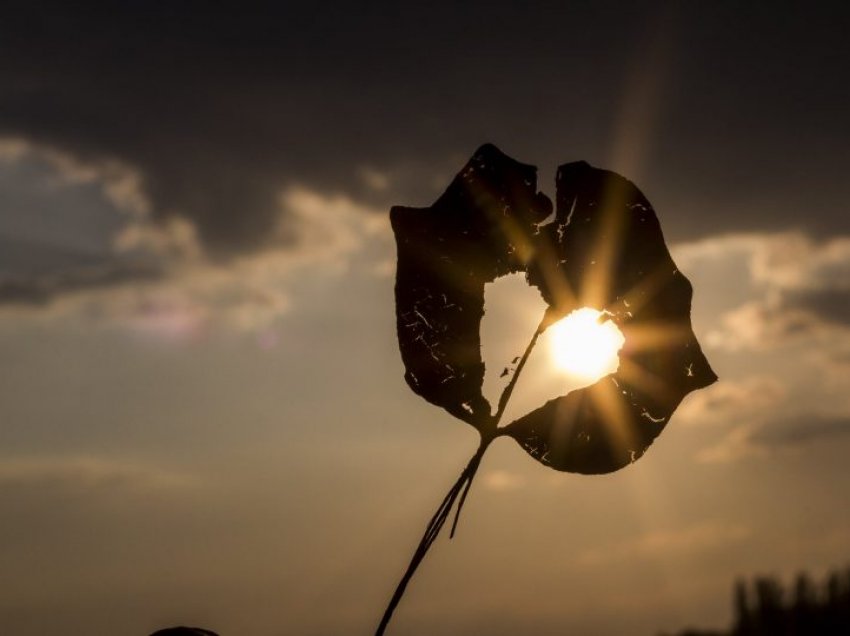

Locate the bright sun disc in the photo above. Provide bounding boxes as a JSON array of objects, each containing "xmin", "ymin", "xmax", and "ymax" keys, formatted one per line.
[{"xmin": 549, "ymin": 308, "xmax": 625, "ymax": 380}]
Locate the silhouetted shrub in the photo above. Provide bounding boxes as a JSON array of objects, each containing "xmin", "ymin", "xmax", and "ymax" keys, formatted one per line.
[
  {"xmin": 665, "ymin": 564, "xmax": 850, "ymax": 635},
  {"xmin": 148, "ymin": 627, "xmax": 219, "ymax": 636}
]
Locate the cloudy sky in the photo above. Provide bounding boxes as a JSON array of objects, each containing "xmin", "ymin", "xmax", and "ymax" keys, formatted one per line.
[{"xmin": 1, "ymin": 3, "xmax": 849, "ymax": 635}]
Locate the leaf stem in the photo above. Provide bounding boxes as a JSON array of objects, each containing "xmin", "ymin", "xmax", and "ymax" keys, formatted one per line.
[
  {"xmin": 493, "ymin": 313, "xmax": 548, "ymax": 425},
  {"xmin": 375, "ymin": 439, "xmax": 489, "ymax": 636},
  {"xmin": 376, "ymin": 311, "xmax": 549, "ymax": 635}
]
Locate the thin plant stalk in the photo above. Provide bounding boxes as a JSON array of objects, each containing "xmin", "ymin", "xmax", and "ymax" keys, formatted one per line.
[{"xmin": 375, "ymin": 314, "xmax": 548, "ymax": 636}]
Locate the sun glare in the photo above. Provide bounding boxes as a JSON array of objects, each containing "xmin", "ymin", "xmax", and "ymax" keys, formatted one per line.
[{"xmin": 549, "ymin": 308, "xmax": 625, "ymax": 380}]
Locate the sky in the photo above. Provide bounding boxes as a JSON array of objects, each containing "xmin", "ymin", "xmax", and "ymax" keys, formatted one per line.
[{"xmin": 0, "ymin": 2, "xmax": 849, "ymax": 635}]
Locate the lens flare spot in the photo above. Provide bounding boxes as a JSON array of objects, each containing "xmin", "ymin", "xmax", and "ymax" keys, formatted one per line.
[{"xmin": 549, "ymin": 308, "xmax": 625, "ymax": 380}]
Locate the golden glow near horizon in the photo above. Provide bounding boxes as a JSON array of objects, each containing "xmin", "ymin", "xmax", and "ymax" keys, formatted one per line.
[{"xmin": 549, "ymin": 308, "xmax": 625, "ymax": 380}]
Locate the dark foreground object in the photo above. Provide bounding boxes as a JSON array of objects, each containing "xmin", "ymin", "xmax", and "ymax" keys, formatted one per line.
[
  {"xmin": 380, "ymin": 144, "xmax": 716, "ymax": 634},
  {"xmin": 663, "ymin": 565, "xmax": 850, "ymax": 636},
  {"xmin": 149, "ymin": 628, "xmax": 219, "ymax": 636},
  {"xmin": 392, "ymin": 143, "xmax": 715, "ymax": 474}
]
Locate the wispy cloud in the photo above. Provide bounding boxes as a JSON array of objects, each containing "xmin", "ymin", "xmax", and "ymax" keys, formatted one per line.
[
  {"xmin": 576, "ymin": 521, "xmax": 751, "ymax": 566},
  {"xmin": 677, "ymin": 376, "xmax": 785, "ymax": 427},
  {"xmin": 0, "ymin": 136, "xmax": 150, "ymax": 216},
  {"xmin": 687, "ymin": 233, "xmax": 850, "ymax": 351},
  {"xmin": 481, "ymin": 469, "xmax": 526, "ymax": 493},
  {"xmin": 0, "ymin": 456, "xmax": 195, "ymax": 494},
  {"xmin": 0, "ymin": 141, "xmax": 391, "ymax": 334}
]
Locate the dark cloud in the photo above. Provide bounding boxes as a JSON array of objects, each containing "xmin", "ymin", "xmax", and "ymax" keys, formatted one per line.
[
  {"xmin": 752, "ymin": 415, "xmax": 850, "ymax": 449},
  {"xmin": 738, "ymin": 273, "xmax": 850, "ymax": 347},
  {"xmin": 785, "ymin": 288, "xmax": 850, "ymax": 327},
  {"xmin": 0, "ymin": 236, "xmax": 162, "ymax": 305},
  {"xmin": 1, "ymin": 2, "xmax": 848, "ymax": 260},
  {"xmin": 699, "ymin": 412, "xmax": 850, "ymax": 463}
]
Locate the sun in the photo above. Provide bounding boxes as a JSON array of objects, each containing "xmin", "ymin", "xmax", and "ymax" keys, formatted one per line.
[{"xmin": 548, "ymin": 308, "xmax": 625, "ymax": 380}]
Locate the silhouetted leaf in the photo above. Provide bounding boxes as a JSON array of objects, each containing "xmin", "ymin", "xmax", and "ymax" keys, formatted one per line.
[
  {"xmin": 505, "ymin": 161, "xmax": 717, "ymax": 473},
  {"xmin": 391, "ymin": 144, "xmax": 551, "ymax": 430},
  {"xmin": 392, "ymin": 145, "xmax": 715, "ymax": 471},
  {"xmin": 381, "ymin": 144, "xmax": 716, "ymax": 634}
]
